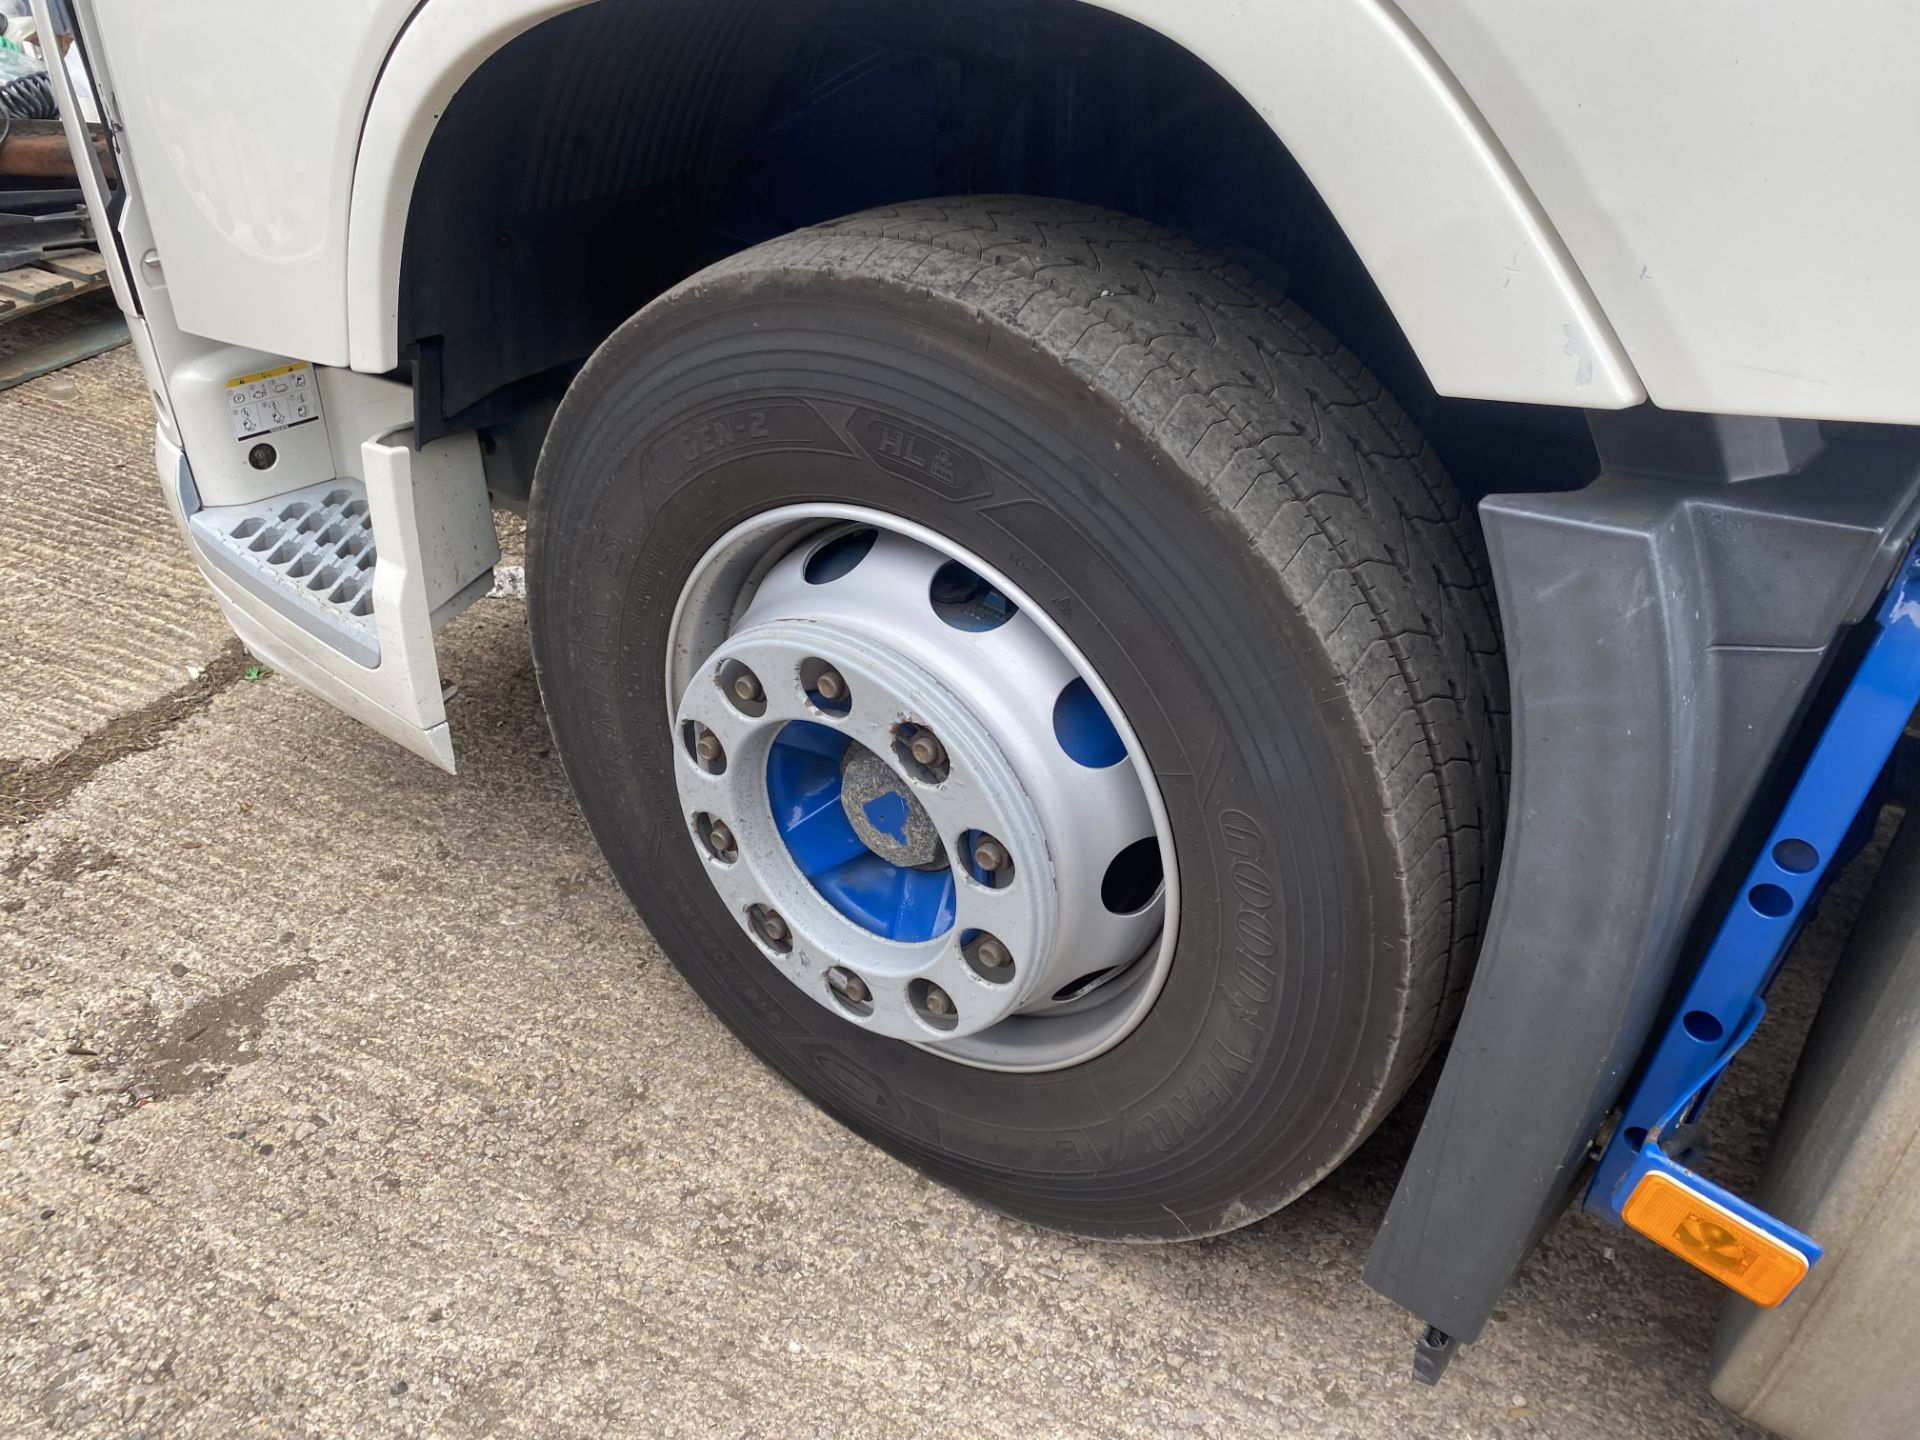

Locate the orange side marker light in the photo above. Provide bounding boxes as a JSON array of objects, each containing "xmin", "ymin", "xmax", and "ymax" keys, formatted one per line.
[{"xmin": 1621, "ymin": 1171, "xmax": 1810, "ymax": 1307}]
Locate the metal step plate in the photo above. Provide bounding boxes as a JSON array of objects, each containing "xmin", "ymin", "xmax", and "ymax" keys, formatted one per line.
[{"xmin": 188, "ymin": 479, "xmax": 381, "ymax": 667}]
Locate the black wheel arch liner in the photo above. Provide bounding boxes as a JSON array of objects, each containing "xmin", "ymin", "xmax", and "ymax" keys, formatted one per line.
[{"xmin": 1365, "ymin": 408, "xmax": 1920, "ymax": 1352}]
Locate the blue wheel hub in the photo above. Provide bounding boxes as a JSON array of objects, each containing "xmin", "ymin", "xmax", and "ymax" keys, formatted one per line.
[{"xmin": 766, "ymin": 721, "xmax": 956, "ymax": 942}]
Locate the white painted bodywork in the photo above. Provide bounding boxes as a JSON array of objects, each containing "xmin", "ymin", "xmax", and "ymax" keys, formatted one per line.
[
  {"xmin": 71, "ymin": 0, "xmax": 1920, "ymax": 422},
  {"xmin": 83, "ymin": 0, "xmax": 424, "ymax": 367},
  {"xmin": 1399, "ymin": 0, "xmax": 1920, "ymax": 422},
  {"xmin": 341, "ymin": 0, "xmax": 1641, "ymax": 407},
  {"xmin": 36, "ymin": 0, "xmax": 501, "ymax": 770},
  {"xmin": 38, "ymin": 0, "xmax": 1920, "ymax": 769}
]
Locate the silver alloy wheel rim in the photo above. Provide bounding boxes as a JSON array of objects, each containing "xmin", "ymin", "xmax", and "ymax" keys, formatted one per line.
[{"xmin": 667, "ymin": 506, "xmax": 1178, "ymax": 1072}]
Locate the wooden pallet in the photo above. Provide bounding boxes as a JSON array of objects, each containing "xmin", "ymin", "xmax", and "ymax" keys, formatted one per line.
[
  {"xmin": 0, "ymin": 249, "xmax": 125, "ymax": 391},
  {"xmin": 0, "ymin": 248, "xmax": 111, "ymax": 322}
]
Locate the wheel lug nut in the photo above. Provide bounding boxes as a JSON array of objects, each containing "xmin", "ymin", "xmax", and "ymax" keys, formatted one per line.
[
  {"xmin": 896, "ymin": 725, "xmax": 953, "ymax": 784},
  {"xmin": 707, "ymin": 819, "xmax": 735, "ymax": 857},
  {"xmin": 815, "ymin": 668, "xmax": 847, "ymax": 702},
  {"xmin": 695, "ymin": 730, "xmax": 723, "ymax": 764},
  {"xmin": 924, "ymin": 984, "xmax": 954, "ymax": 1017},
  {"xmin": 972, "ymin": 835, "xmax": 1010, "ymax": 874},
  {"xmin": 827, "ymin": 967, "xmax": 868, "ymax": 1004},
  {"xmin": 732, "ymin": 671, "xmax": 763, "ymax": 704},
  {"xmin": 758, "ymin": 909, "xmax": 789, "ymax": 945},
  {"xmin": 965, "ymin": 932, "xmax": 1015, "ymax": 985}
]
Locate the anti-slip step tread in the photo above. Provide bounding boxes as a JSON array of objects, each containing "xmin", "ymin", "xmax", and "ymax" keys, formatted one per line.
[{"xmin": 188, "ymin": 479, "xmax": 381, "ymax": 667}]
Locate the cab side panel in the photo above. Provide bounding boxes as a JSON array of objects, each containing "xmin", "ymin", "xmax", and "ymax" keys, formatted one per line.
[
  {"xmin": 85, "ymin": 0, "xmax": 439, "ymax": 364},
  {"xmin": 92, "ymin": 0, "xmax": 1643, "ymax": 408},
  {"xmin": 1402, "ymin": 0, "xmax": 1920, "ymax": 423}
]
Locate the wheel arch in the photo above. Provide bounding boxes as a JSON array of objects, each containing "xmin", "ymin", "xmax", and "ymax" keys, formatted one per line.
[{"xmin": 344, "ymin": 0, "xmax": 1642, "ymax": 412}]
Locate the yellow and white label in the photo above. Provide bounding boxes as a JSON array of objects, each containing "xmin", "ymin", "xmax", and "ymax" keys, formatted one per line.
[{"xmin": 225, "ymin": 361, "xmax": 320, "ymax": 442}]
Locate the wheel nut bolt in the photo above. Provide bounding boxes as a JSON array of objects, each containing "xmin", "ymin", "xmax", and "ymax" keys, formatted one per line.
[
  {"xmin": 973, "ymin": 836, "xmax": 1010, "ymax": 873},
  {"xmin": 695, "ymin": 730, "xmax": 723, "ymax": 764},
  {"xmin": 924, "ymin": 984, "xmax": 954, "ymax": 1017},
  {"xmin": 707, "ymin": 820, "xmax": 735, "ymax": 856},
  {"xmin": 733, "ymin": 671, "xmax": 764, "ymax": 704},
  {"xmin": 975, "ymin": 937, "xmax": 1011, "ymax": 969},
  {"xmin": 827, "ymin": 967, "xmax": 869, "ymax": 1004},
  {"xmin": 759, "ymin": 910, "xmax": 789, "ymax": 945},
  {"xmin": 815, "ymin": 667, "xmax": 847, "ymax": 702},
  {"xmin": 909, "ymin": 731, "xmax": 945, "ymax": 768}
]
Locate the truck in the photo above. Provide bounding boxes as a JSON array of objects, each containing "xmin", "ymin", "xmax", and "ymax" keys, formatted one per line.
[{"xmin": 26, "ymin": 2, "xmax": 1920, "ymax": 1430}]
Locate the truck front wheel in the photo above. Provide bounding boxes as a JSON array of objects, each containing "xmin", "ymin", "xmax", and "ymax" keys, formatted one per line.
[{"xmin": 527, "ymin": 197, "xmax": 1504, "ymax": 1238}]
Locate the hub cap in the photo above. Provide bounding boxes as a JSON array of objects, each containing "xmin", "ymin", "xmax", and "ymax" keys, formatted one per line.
[{"xmin": 669, "ymin": 509, "xmax": 1176, "ymax": 1071}]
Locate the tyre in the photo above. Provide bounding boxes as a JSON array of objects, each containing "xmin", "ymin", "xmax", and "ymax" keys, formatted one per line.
[{"xmin": 527, "ymin": 197, "xmax": 1505, "ymax": 1239}]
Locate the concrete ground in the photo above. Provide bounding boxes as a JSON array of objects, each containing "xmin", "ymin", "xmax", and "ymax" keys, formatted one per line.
[{"xmin": 0, "ymin": 337, "xmax": 1877, "ymax": 1439}]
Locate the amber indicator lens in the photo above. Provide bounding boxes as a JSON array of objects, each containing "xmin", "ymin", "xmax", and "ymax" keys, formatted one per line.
[{"xmin": 1621, "ymin": 1171, "xmax": 1810, "ymax": 1307}]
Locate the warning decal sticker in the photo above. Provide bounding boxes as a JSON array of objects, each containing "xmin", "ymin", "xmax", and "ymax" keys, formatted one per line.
[{"xmin": 226, "ymin": 361, "xmax": 320, "ymax": 441}]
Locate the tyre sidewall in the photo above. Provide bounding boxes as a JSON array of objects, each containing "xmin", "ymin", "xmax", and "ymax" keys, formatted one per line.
[{"xmin": 530, "ymin": 272, "xmax": 1401, "ymax": 1237}]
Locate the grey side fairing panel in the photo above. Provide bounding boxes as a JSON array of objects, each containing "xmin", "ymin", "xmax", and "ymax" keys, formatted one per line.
[{"xmin": 1365, "ymin": 411, "xmax": 1920, "ymax": 1352}]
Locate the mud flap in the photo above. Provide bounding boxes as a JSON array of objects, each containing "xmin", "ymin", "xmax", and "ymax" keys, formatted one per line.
[{"xmin": 1364, "ymin": 411, "xmax": 1920, "ymax": 1371}]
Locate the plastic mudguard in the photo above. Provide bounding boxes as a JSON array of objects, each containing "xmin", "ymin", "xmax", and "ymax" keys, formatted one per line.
[{"xmin": 1365, "ymin": 409, "xmax": 1920, "ymax": 1365}]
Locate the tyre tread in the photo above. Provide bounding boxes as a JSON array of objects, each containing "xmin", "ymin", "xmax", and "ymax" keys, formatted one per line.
[
  {"xmin": 708, "ymin": 197, "xmax": 1507, "ymax": 1091},
  {"xmin": 517, "ymin": 211, "xmax": 1522, "ymax": 1253}
]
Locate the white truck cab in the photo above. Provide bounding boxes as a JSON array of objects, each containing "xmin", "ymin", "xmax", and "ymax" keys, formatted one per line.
[{"xmin": 29, "ymin": 2, "xmax": 1920, "ymax": 1427}]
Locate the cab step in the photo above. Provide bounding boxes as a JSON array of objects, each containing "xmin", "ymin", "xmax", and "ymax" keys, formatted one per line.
[{"xmin": 189, "ymin": 480, "xmax": 383, "ymax": 666}]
